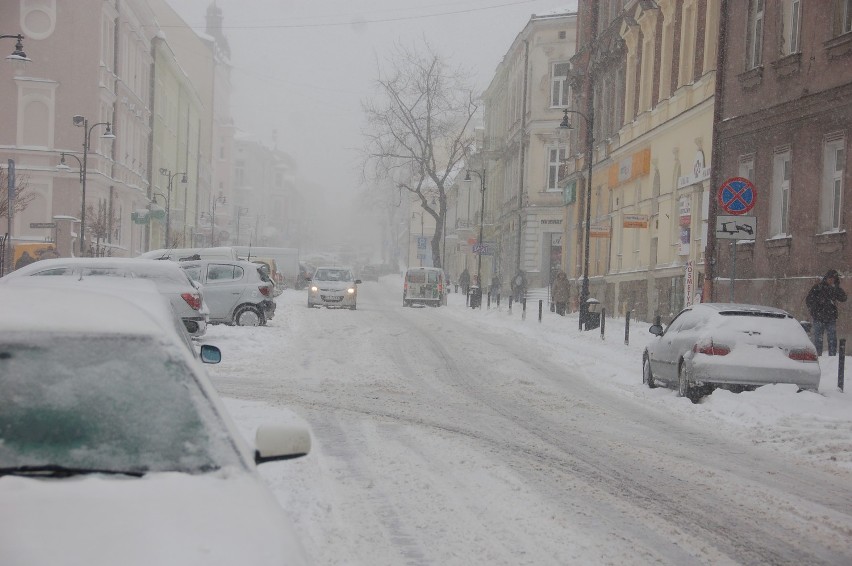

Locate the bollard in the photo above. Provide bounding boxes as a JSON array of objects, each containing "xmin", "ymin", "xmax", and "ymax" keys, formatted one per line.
[
  {"xmin": 508, "ymin": 295, "xmax": 512, "ymax": 314},
  {"xmin": 522, "ymin": 299, "xmax": 527, "ymax": 321},
  {"xmin": 625, "ymin": 310, "xmax": 631, "ymax": 346},
  {"xmin": 538, "ymin": 299, "xmax": 543, "ymax": 322},
  {"xmin": 839, "ymin": 338, "xmax": 846, "ymax": 392},
  {"xmin": 487, "ymin": 292, "xmax": 491, "ymax": 309},
  {"xmin": 600, "ymin": 307, "xmax": 606, "ymax": 340},
  {"xmin": 497, "ymin": 293, "xmax": 501, "ymax": 307}
]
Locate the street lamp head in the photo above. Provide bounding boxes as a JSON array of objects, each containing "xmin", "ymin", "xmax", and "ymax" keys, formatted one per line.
[
  {"xmin": 464, "ymin": 171, "xmax": 471, "ymax": 182},
  {"xmin": 559, "ymin": 108, "xmax": 573, "ymax": 130},
  {"xmin": 72, "ymin": 115, "xmax": 85, "ymax": 127},
  {"xmin": 56, "ymin": 155, "xmax": 71, "ymax": 172},
  {"xmin": 5, "ymin": 34, "xmax": 30, "ymax": 65},
  {"xmin": 101, "ymin": 122, "xmax": 115, "ymax": 139},
  {"xmin": 180, "ymin": 173, "xmax": 188, "ymax": 183}
]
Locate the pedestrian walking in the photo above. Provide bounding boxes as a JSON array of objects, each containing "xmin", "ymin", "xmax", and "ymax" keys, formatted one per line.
[
  {"xmin": 490, "ymin": 275, "xmax": 501, "ymax": 299},
  {"xmin": 510, "ymin": 270, "xmax": 527, "ymax": 303},
  {"xmin": 459, "ymin": 268, "xmax": 471, "ymax": 296},
  {"xmin": 805, "ymin": 269, "xmax": 847, "ymax": 356},
  {"xmin": 551, "ymin": 271, "xmax": 570, "ymax": 316}
]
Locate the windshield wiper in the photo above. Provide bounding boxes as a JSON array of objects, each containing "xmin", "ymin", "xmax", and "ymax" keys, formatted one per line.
[{"xmin": 0, "ymin": 464, "xmax": 147, "ymax": 478}]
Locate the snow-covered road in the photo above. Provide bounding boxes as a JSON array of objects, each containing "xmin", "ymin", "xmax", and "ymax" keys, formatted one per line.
[{"xmin": 204, "ymin": 275, "xmax": 852, "ymax": 565}]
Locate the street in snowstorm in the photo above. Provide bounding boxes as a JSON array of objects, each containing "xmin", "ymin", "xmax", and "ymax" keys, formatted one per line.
[{"xmin": 203, "ymin": 277, "xmax": 852, "ymax": 566}]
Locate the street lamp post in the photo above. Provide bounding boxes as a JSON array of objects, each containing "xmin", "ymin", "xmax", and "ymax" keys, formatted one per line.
[
  {"xmin": 210, "ymin": 195, "xmax": 226, "ymax": 246},
  {"xmin": 411, "ymin": 211, "xmax": 424, "ymax": 267},
  {"xmin": 235, "ymin": 206, "xmax": 249, "ymax": 246},
  {"xmin": 465, "ymin": 169, "xmax": 486, "ymax": 298},
  {"xmin": 57, "ymin": 116, "xmax": 115, "ymax": 256},
  {"xmin": 156, "ymin": 168, "xmax": 187, "ymax": 248},
  {"xmin": 560, "ymin": 106, "xmax": 595, "ymax": 330}
]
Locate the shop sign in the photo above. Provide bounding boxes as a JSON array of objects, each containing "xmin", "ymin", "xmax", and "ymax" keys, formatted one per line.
[
  {"xmin": 608, "ymin": 148, "xmax": 651, "ymax": 188},
  {"xmin": 623, "ymin": 214, "xmax": 649, "ymax": 229},
  {"xmin": 677, "ymin": 150, "xmax": 711, "ymax": 188},
  {"xmin": 590, "ymin": 222, "xmax": 611, "ymax": 238},
  {"xmin": 563, "ymin": 180, "xmax": 577, "ymax": 205},
  {"xmin": 540, "ymin": 219, "xmax": 562, "ymax": 225},
  {"xmin": 684, "ymin": 260, "xmax": 695, "ymax": 308}
]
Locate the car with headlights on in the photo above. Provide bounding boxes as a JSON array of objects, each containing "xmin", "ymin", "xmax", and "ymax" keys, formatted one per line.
[
  {"xmin": 179, "ymin": 259, "xmax": 276, "ymax": 326},
  {"xmin": 642, "ymin": 303, "xmax": 821, "ymax": 402},
  {"xmin": 0, "ymin": 287, "xmax": 311, "ymax": 566},
  {"xmin": 0, "ymin": 257, "xmax": 209, "ymax": 338},
  {"xmin": 307, "ymin": 266, "xmax": 360, "ymax": 309}
]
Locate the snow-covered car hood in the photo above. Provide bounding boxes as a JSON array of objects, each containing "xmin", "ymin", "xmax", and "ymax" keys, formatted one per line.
[{"xmin": 0, "ymin": 471, "xmax": 308, "ymax": 566}]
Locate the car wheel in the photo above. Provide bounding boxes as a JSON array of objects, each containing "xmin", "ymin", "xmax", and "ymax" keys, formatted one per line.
[
  {"xmin": 643, "ymin": 354, "xmax": 656, "ymax": 388},
  {"xmin": 677, "ymin": 361, "xmax": 699, "ymax": 403},
  {"xmin": 235, "ymin": 306, "xmax": 263, "ymax": 327},
  {"xmin": 350, "ymin": 304, "xmax": 357, "ymax": 311}
]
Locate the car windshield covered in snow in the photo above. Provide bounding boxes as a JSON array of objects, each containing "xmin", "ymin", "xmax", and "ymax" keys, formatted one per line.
[
  {"xmin": 0, "ymin": 333, "xmax": 242, "ymax": 476},
  {"xmin": 313, "ymin": 268, "xmax": 353, "ymax": 282}
]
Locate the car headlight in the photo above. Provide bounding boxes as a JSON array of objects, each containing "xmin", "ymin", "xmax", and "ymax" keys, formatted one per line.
[
  {"xmin": 310, "ymin": 286, "xmax": 318, "ymax": 292},
  {"xmin": 347, "ymin": 287, "xmax": 355, "ymax": 294}
]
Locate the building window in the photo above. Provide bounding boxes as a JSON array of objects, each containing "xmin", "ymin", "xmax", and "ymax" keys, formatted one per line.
[
  {"xmin": 551, "ymin": 63, "xmax": 570, "ymax": 107},
  {"xmin": 838, "ymin": 0, "xmax": 852, "ymax": 35},
  {"xmin": 771, "ymin": 148, "xmax": 792, "ymax": 236},
  {"xmin": 235, "ymin": 159, "xmax": 245, "ymax": 187},
  {"xmin": 821, "ymin": 135, "xmax": 846, "ymax": 232},
  {"xmin": 546, "ymin": 146, "xmax": 566, "ymax": 191},
  {"xmin": 747, "ymin": 0, "xmax": 765, "ymax": 68},
  {"xmin": 782, "ymin": 0, "xmax": 802, "ymax": 55}
]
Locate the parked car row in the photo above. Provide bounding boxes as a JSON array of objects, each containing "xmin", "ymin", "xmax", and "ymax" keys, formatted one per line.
[{"xmin": 0, "ymin": 256, "xmax": 277, "ymax": 330}]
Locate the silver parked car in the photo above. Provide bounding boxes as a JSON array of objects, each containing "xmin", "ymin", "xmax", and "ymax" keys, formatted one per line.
[
  {"xmin": 643, "ymin": 303, "xmax": 821, "ymax": 402},
  {"xmin": 307, "ymin": 266, "xmax": 360, "ymax": 310},
  {"xmin": 180, "ymin": 259, "xmax": 276, "ymax": 326},
  {"xmin": 0, "ymin": 257, "xmax": 209, "ymax": 338}
]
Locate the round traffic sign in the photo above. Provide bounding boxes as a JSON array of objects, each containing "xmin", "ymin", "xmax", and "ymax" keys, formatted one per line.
[{"xmin": 718, "ymin": 177, "xmax": 756, "ymax": 215}]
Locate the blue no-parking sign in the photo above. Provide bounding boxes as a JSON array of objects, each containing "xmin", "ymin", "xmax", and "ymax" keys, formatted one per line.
[{"xmin": 718, "ymin": 177, "xmax": 756, "ymax": 215}]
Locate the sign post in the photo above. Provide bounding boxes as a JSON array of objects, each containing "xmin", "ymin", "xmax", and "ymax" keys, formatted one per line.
[{"xmin": 717, "ymin": 177, "xmax": 756, "ymax": 302}]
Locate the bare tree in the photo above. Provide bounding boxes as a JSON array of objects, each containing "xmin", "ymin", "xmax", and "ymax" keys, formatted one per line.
[
  {"xmin": 0, "ymin": 167, "xmax": 35, "ymax": 221},
  {"xmin": 362, "ymin": 42, "xmax": 478, "ymax": 270}
]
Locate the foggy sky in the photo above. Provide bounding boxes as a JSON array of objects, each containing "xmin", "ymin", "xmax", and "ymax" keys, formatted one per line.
[{"xmin": 165, "ymin": 0, "xmax": 578, "ymax": 204}]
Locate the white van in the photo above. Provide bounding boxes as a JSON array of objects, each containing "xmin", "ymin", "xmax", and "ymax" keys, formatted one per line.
[{"xmin": 403, "ymin": 267, "xmax": 446, "ymax": 307}]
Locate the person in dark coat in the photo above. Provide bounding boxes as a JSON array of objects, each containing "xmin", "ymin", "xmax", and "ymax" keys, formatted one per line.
[
  {"xmin": 805, "ymin": 269, "xmax": 847, "ymax": 356},
  {"xmin": 551, "ymin": 271, "xmax": 570, "ymax": 316},
  {"xmin": 510, "ymin": 270, "xmax": 527, "ymax": 302},
  {"xmin": 459, "ymin": 268, "xmax": 471, "ymax": 296}
]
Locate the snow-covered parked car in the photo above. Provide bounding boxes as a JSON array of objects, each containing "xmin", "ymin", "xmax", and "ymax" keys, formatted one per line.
[
  {"xmin": 0, "ymin": 257, "xmax": 209, "ymax": 338},
  {"xmin": 0, "ymin": 287, "xmax": 311, "ymax": 566},
  {"xmin": 179, "ymin": 259, "xmax": 276, "ymax": 326},
  {"xmin": 643, "ymin": 303, "xmax": 821, "ymax": 402}
]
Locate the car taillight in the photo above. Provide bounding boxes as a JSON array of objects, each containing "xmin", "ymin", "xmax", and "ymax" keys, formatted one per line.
[
  {"xmin": 693, "ymin": 340, "xmax": 730, "ymax": 356},
  {"xmin": 789, "ymin": 349, "xmax": 818, "ymax": 362},
  {"xmin": 259, "ymin": 285, "xmax": 271, "ymax": 297},
  {"xmin": 181, "ymin": 292, "xmax": 202, "ymax": 311}
]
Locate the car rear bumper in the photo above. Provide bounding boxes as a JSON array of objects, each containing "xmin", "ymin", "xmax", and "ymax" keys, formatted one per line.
[{"xmin": 689, "ymin": 355, "xmax": 821, "ymax": 390}]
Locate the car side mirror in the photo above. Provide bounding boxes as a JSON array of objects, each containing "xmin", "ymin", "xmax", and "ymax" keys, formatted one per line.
[
  {"xmin": 648, "ymin": 324, "xmax": 664, "ymax": 336},
  {"xmin": 200, "ymin": 344, "xmax": 221, "ymax": 364},
  {"xmin": 255, "ymin": 424, "xmax": 311, "ymax": 464}
]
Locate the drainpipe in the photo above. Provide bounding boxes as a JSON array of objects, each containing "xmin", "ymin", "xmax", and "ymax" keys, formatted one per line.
[{"xmin": 517, "ymin": 38, "xmax": 530, "ymax": 273}]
